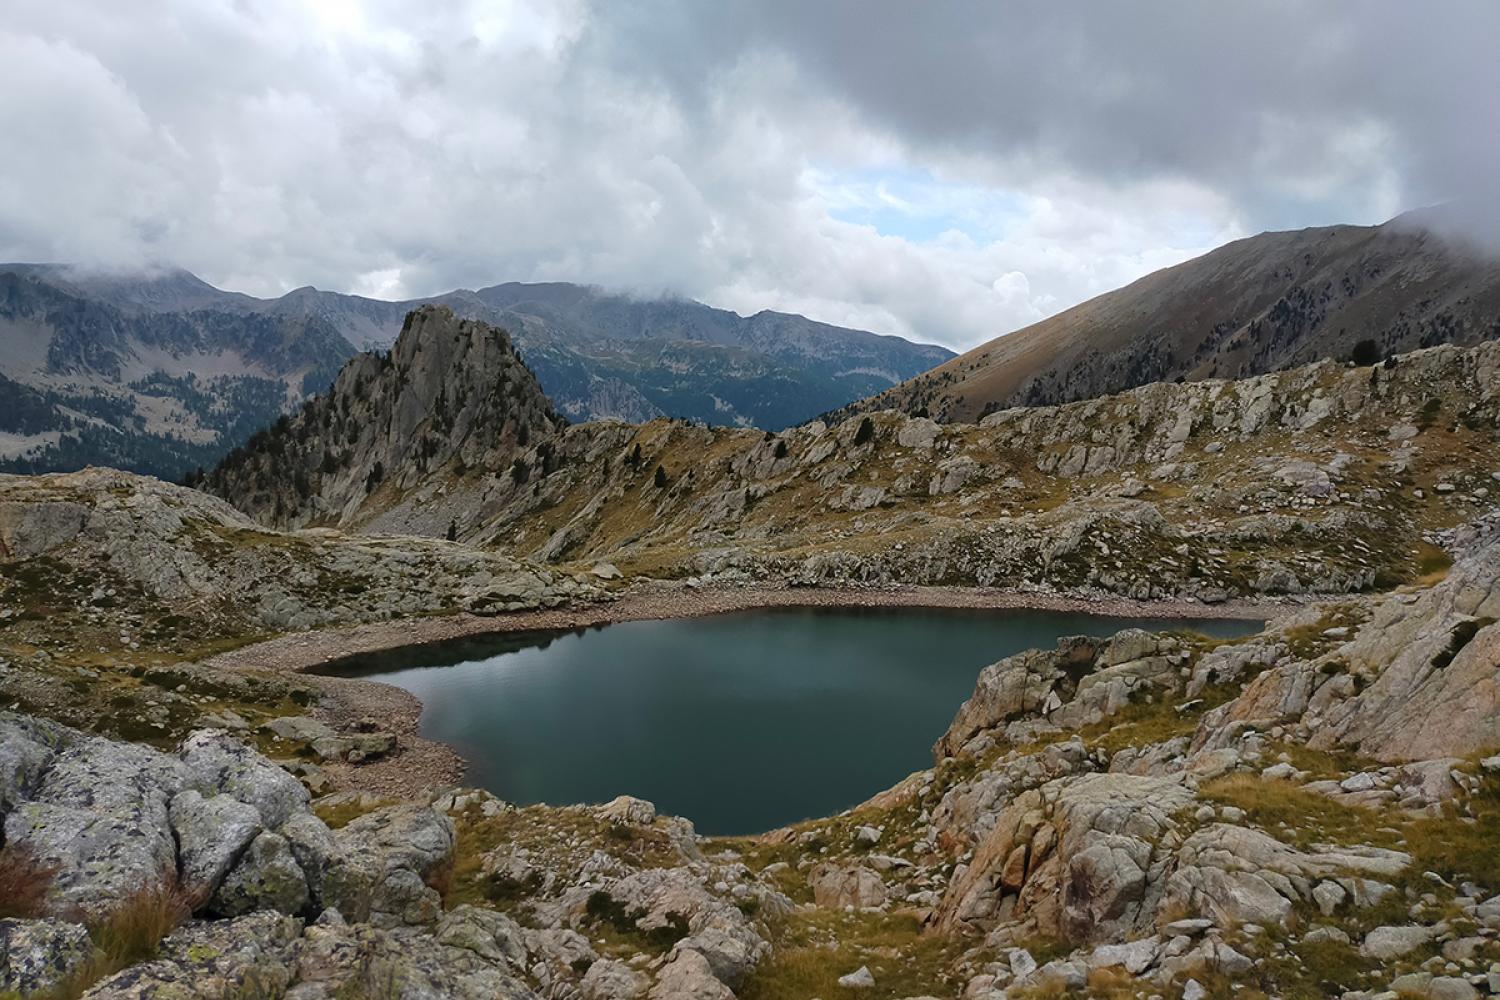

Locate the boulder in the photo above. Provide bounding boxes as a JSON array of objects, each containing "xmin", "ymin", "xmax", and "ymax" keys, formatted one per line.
[
  {"xmin": 169, "ymin": 790, "xmax": 263, "ymax": 901},
  {"xmin": 178, "ymin": 730, "xmax": 309, "ymax": 829},
  {"xmin": 649, "ymin": 950, "xmax": 734, "ymax": 1000},
  {"xmin": 434, "ymin": 905, "xmax": 529, "ymax": 969},
  {"xmin": 581, "ymin": 958, "xmax": 648, "ymax": 999},
  {"xmin": 599, "ymin": 795, "xmax": 657, "ymax": 826},
  {"xmin": 209, "ymin": 831, "xmax": 310, "ymax": 917},
  {"xmin": 809, "ymin": 863, "xmax": 888, "ymax": 909},
  {"xmin": 3, "ymin": 737, "xmax": 186, "ymax": 918},
  {"xmin": 1361, "ymin": 924, "xmax": 1436, "ymax": 960},
  {"xmin": 935, "ymin": 638, "xmax": 1097, "ymax": 758},
  {"xmin": 322, "ymin": 805, "xmax": 456, "ymax": 927},
  {"xmin": 0, "ymin": 918, "xmax": 94, "ymax": 997},
  {"xmin": 838, "ymin": 965, "xmax": 876, "ymax": 988}
]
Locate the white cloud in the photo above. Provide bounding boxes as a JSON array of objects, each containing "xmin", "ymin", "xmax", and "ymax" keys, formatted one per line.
[{"xmin": 0, "ymin": 1, "xmax": 1492, "ymax": 352}]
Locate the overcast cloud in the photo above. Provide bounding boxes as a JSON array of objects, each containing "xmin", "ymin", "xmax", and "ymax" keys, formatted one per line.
[{"xmin": 1, "ymin": 1, "xmax": 1495, "ymax": 350}]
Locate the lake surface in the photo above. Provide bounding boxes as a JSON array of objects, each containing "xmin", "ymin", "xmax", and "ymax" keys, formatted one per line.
[{"xmin": 326, "ymin": 607, "xmax": 1258, "ymax": 835}]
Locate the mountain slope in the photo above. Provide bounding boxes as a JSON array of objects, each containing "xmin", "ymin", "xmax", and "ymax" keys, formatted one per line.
[
  {"xmin": 0, "ymin": 268, "xmax": 352, "ymax": 479},
  {"xmin": 206, "ymin": 295, "xmax": 1500, "ymax": 605},
  {"xmin": 837, "ymin": 209, "xmax": 1500, "ymax": 423},
  {"xmin": 0, "ymin": 266, "xmax": 951, "ymax": 479}
]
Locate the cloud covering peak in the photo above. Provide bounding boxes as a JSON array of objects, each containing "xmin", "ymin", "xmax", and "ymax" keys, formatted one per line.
[{"xmin": 1, "ymin": 1, "xmax": 1493, "ymax": 350}]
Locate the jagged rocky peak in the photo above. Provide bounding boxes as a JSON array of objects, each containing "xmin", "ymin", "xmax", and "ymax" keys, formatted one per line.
[{"xmin": 203, "ymin": 305, "xmax": 565, "ymax": 529}]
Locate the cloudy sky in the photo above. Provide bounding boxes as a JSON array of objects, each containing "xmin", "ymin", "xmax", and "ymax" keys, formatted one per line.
[{"xmin": 1, "ymin": 1, "xmax": 1494, "ymax": 351}]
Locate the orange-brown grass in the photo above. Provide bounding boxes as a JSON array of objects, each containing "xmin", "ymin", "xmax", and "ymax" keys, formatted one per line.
[
  {"xmin": 0, "ymin": 843, "xmax": 58, "ymax": 919},
  {"xmin": 91, "ymin": 880, "xmax": 197, "ymax": 972}
]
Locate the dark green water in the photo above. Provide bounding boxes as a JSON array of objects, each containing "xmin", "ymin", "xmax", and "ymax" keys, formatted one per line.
[{"xmin": 327, "ymin": 607, "xmax": 1257, "ymax": 835}]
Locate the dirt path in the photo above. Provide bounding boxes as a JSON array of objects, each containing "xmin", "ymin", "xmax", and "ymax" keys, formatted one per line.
[{"xmin": 199, "ymin": 583, "xmax": 1289, "ymax": 799}]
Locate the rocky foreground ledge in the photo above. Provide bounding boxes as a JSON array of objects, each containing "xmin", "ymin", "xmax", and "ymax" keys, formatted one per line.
[
  {"xmin": 0, "ymin": 710, "xmax": 777, "ymax": 999},
  {"xmin": 2, "ymin": 530, "xmax": 1499, "ymax": 998}
]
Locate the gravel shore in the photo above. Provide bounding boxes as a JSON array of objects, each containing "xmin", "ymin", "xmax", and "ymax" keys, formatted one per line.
[{"xmin": 200, "ymin": 583, "xmax": 1287, "ymax": 800}]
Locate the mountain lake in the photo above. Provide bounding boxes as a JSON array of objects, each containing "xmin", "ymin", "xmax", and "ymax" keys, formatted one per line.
[{"xmin": 322, "ymin": 606, "xmax": 1260, "ymax": 835}]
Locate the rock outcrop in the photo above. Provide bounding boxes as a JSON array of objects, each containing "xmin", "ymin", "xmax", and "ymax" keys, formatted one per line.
[
  {"xmin": 207, "ymin": 324, "xmax": 1500, "ymax": 608},
  {"xmin": 1194, "ymin": 534, "xmax": 1500, "ymax": 763},
  {"xmin": 0, "ymin": 466, "xmax": 593, "ymax": 634},
  {"xmin": 202, "ymin": 304, "xmax": 568, "ymax": 530},
  {"xmin": 0, "ymin": 713, "xmax": 789, "ymax": 1000}
]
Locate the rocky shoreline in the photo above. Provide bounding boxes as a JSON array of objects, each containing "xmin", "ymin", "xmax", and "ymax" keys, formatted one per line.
[
  {"xmin": 4, "ymin": 533, "xmax": 1498, "ymax": 998},
  {"xmin": 200, "ymin": 582, "xmax": 1287, "ymax": 801}
]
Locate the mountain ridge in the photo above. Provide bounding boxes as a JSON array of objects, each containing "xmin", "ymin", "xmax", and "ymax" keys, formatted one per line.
[
  {"xmin": 0, "ymin": 266, "xmax": 952, "ymax": 480},
  {"xmin": 205, "ymin": 300, "xmax": 1500, "ymax": 610},
  {"xmin": 832, "ymin": 210, "xmax": 1500, "ymax": 423}
]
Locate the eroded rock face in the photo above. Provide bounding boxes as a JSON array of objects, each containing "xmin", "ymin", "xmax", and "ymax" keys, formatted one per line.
[
  {"xmin": 321, "ymin": 804, "xmax": 456, "ymax": 928},
  {"xmin": 939, "ymin": 773, "xmax": 1195, "ymax": 943},
  {"xmin": 1195, "ymin": 535, "xmax": 1500, "ymax": 763}
]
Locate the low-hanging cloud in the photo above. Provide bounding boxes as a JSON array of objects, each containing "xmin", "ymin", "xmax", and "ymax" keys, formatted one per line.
[{"xmin": 0, "ymin": 0, "xmax": 1494, "ymax": 351}]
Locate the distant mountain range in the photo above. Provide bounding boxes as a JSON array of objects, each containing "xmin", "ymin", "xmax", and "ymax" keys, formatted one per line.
[
  {"xmin": 0, "ymin": 267, "xmax": 953, "ymax": 481},
  {"xmin": 834, "ymin": 207, "xmax": 1500, "ymax": 423}
]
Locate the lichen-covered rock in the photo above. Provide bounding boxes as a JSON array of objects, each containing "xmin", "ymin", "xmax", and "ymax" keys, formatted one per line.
[
  {"xmin": 322, "ymin": 805, "xmax": 456, "ymax": 928},
  {"xmin": 169, "ymin": 789, "xmax": 263, "ymax": 900},
  {"xmin": 433, "ymin": 905, "xmax": 529, "ymax": 969},
  {"xmin": 280, "ymin": 810, "xmax": 339, "ymax": 908},
  {"xmin": 80, "ymin": 912, "xmax": 303, "ymax": 1000},
  {"xmin": 0, "ymin": 918, "xmax": 94, "ymax": 997},
  {"xmin": 0, "ymin": 714, "xmax": 74, "ymax": 822},
  {"xmin": 210, "ymin": 831, "xmax": 310, "ymax": 917},
  {"xmin": 178, "ymin": 729, "xmax": 310, "ymax": 829},
  {"xmin": 3, "ymin": 736, "xmax": 186, "ymax": 918}
]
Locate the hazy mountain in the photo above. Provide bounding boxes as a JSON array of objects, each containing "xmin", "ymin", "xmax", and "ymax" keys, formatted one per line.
[
  {"xmin": 0, "ymin": 268, "xmax": 352, "ymax": 480},
  {"xmin": 0, "ymin": 266, "xmax": 951, "ymax": 481},
  {"xmin": 834, "ymin": 208, "xmax": 1500, "ymax": 423}
]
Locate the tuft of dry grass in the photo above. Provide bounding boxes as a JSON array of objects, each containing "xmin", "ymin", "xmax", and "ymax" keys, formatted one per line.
[
  {"xmin": 91, "ymin": 880, "xmax": 197, "ymax": 972},
  {"xmin": 0, "ymin": 843, "xmax": 59, "ymax": 919}
]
